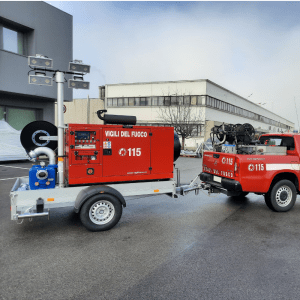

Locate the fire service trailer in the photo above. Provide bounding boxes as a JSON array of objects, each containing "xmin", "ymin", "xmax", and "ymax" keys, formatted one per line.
[
  {"xmin": 10, "ymin": 108, "xmax": 191, "ymax": 231},
  {"xmin": 10, "ymin": 61, "xmax": 204, "ymax": 232}
]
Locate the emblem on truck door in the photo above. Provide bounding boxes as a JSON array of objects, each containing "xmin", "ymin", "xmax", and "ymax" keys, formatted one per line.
[
  {"xmin": 248, "ymin": 164, "xmax": 264, "ymax": 171},
  {"xmin": 248, "ymin": 164, "xmax": 255, "ymax": 171}
]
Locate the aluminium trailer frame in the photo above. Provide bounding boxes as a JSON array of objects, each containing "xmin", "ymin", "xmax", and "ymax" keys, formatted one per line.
[{"xmin": 10, "ymin": 177, "xmax": 177, "ymax": 222}]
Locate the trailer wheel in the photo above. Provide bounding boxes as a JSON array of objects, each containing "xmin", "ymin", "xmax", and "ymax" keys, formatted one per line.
[
  {"xmin": 80, "ymin": 194, "xmax": 123, "ymax": 231},
  {"xmin": 265, "ymin": 180, "xmax": 297, "ymax": 212}
]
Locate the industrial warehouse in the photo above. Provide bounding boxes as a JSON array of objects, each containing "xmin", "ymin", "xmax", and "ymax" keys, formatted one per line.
[{"xmin": 100, "ymin": 79, "xmax": 294, "ymax": 150}]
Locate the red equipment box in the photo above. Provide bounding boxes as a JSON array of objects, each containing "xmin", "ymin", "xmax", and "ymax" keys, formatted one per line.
[{"xmin": 64, "ymin": 124, "xmax": 175, "ymax": 185}]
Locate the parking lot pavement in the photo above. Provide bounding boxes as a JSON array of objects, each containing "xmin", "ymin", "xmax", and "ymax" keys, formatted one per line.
[{"xmin": 2, "ymin": 157, "xmax": 300, "ymax": 299}]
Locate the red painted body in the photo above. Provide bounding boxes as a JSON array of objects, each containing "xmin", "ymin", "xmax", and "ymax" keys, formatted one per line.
[
  {"xmin": 202, "ymin": 133, "xmax": 300, "ymax": 193},
  {"xmin": 64, "ymin": 124, "xmax": 174, "ymax": 185}
]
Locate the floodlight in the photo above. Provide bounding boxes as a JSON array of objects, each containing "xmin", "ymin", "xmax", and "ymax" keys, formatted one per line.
[
  {"xmin": 29, "ymin": 75, "xmax": 53, "ymax": 86},
  {"xmin": 35, "ymin": 71, "xmax": 47, "ymax": 76},
  {"xmin": 28, "ymin": 56, "xmax": 53, "ymax": 68},
  {"xmin": 69, "ymin": 62, "xmax": 91, "ymax": 73},
  {"xmin": 73, "ymin": 76, "xmax": 84, "ymax": 81},
  {"xmin": 68, "ymin": 79, "xmax": 90, "ymax": 89}
]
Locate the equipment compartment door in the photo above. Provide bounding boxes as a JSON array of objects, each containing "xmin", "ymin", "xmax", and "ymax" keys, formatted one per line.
[{"xmin": 102, "ymin": 128, "xmax": 151, "ymax": 177}]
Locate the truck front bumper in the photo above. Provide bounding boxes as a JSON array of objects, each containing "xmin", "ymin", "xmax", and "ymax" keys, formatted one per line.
[{"xmin": 200, "ymin": 172, "xmax": 243, "ymax": 195}]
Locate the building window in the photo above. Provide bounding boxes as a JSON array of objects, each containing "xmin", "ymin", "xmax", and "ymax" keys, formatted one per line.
[
  {"xmin": 171, "ymin": 96, "xmax": 177, "ymax": 105},
  {"xmin": 206, "ymin": 97, "xmax": 211, "ymax": 106},
  {"xmin": 191, "ymin": 96, "xmax": 197, "ymax": 105},
  {"xmin": 107, "ymin": 98, "xmax": 112, "ymax": 106},
  {"xmin": 140, "ymin": 97, "xmax": 146, "ymax": 106},
  {"xmin": 165, "ymin": 97, "xmax": 171, "ymax": 106},
  {"xmin": 146, "ymin": 97, "xmax": 151, "ymax": 106},
  {"xmin": 1, "ymin": 105, "xmax": 40, "ymax": 130},
  {"xmin": 158, "ymin": 97, "xmax": 164, "ymax": 106},
  {"xmin": 197, "ymin": 96, "xmax": 203, "ymax": 105},
  {"xmin": 118, "ymin": 98, "xmax": 123, "ymax": 106},
  {"xmin": 129, "ymin": 98, "xmax": 134, "ymax": 106},
  {"xmin": 135, "ymin": 97, "xmax": 140, "ymax": 106},
  {"xmin": 184, "ymin": 96, "xmax": 190, "ymax": 105},
  {"xmin": 1, "ymin": 24, "xmax": 27, "ymax": 55},
  {"xmin": 99, "ymin": 86, "xmax": 105, "ymax": 99},
  {"xmin": 152, "ymin": 97, "xmax": 158, "ymax": 106},
  {"xmin": 123, "ymin": 98, "xmax": 129, "ymax": 106},
  {"xmin": 0, "ymin": 106, "xmax": 5, "ymax": 120}
]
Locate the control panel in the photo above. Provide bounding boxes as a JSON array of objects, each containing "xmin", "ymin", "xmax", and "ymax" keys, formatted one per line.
[{"xmin": 75, "ymin": 131, "xmax": 97, "ymax": 149}]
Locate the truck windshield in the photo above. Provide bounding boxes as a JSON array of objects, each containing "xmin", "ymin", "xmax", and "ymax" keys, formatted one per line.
[{"xmin": 259, "ymin": 136, "xmax": 295, "ymax": 150}]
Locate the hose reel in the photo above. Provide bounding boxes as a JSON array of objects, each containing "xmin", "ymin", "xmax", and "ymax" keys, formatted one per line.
[
  {"xmin": 20, "ymin": 121, "xmax": 58, "ymax": 152},
  {"xmin": 211, "ymin": 123, "xmax": 255, "ymax": 146}
]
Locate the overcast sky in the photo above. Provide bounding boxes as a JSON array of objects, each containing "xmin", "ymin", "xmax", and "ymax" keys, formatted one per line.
[{"xmin": 47, "ymin": 1, "xmax": 300, "ymax": 128}]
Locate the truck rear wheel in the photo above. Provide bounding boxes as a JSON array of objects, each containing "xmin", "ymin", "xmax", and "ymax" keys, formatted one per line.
[
  {"xmin": 265, "ymin": 180, "xmax": 297, "ymax": 212},
  {"xmin": 80, "ymin": 194, "xmax": 123, "ymax": 231}
]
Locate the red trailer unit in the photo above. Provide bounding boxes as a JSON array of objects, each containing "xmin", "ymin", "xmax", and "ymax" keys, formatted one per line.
[{"xmin": 65, "ymin": 124, "xmax": 175, "ymax": 185}]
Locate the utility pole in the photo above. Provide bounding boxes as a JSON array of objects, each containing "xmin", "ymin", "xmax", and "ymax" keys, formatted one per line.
[{"xmin": 294, "ymin": 97, "xmax": 300, "ymax": 133}]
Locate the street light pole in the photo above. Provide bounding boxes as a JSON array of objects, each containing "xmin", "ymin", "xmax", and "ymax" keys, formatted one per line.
[
  {"xmin": 28, "ymin": 55, "xmax": 91, "ymax": 188},
  {"xmin": 56, "ymin": 71, "xmax": 65, "ymax": 188}
]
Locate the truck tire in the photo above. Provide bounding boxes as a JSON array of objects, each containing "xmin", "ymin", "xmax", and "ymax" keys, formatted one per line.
[
  {"xmin": 264, "ymin": 180, "xmax": 297, "ymax": 212},
  {"xmin": 80, "ymin": 194, "xmax": 123, "ymax": 231}
]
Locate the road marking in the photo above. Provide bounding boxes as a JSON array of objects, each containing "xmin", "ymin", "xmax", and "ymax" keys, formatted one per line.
[
  {"xmin": 0, "ymin": 165, "xmax": 30, "ymax": 170},
  {"xmin": 0, "ymin": 176, "xmax": 29, "ymax": 181}
]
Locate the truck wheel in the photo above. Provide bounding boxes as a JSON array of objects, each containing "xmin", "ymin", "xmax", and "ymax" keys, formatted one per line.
[
  {"xmin": 80, "ymin": 194, "xmax": 123, "ymax": 231},
  {"xmin": 264, "ymin": 193, "xmax": 273, "ymax": 210},
  {"xmin": 265, "ymin": 180, "xmax": 297, "ymax": 212}
]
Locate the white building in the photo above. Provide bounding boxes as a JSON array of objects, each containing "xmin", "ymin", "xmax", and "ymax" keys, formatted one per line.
[
  {"xmin": 100, "ymin": 79, "xmax": 294, "ymax": 150},
  {"xmin": 55, "ymin": 98, "xmax": 104, "ymax": 125}
]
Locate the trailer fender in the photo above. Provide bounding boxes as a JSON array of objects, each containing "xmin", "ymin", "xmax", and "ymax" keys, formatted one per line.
[{"xmin": 74, "ymin": 185, "xmax": 126, "ymax": 213}]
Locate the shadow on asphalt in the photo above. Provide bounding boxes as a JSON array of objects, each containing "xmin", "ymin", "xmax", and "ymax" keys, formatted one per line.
[
  {"xmin": 226, "ymin": 195, "xmax": 251, "ymax": 207},
  {"xmin": 12, "ymin": 208, "xmax": 86, "ymax": 235}
]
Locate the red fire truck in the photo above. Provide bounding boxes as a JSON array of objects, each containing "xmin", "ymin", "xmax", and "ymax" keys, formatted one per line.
[{"xmin": 200, "ymin": 123, "xmax": 300, "ymax": 212}]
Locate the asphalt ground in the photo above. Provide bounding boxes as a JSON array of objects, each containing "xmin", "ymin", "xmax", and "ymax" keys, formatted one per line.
[{"xmin": 1, "ymin": 157, "xmax": 300, "ymax": 299}]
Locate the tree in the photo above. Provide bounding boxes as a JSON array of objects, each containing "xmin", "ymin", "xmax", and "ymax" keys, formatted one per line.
[{"xmin": 157, "ymin": 100, "xmax": 205, "ymax": 150}]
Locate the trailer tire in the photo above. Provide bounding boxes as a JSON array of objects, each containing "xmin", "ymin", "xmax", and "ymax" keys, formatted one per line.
[
  {"xmin": 265, "ymin": 180, "xmax": 297, "ymax": 212},
  {"xmin": 80, "ymin": 194, "xmax": 123, "ymax": 231}
]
